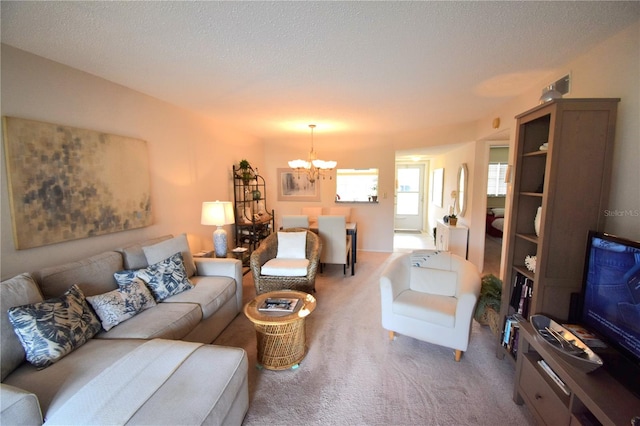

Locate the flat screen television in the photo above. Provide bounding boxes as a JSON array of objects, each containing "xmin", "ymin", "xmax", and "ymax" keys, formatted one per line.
[{"xmin": 579, "ymin": 231, "xmax": 640, "ymax": 397}]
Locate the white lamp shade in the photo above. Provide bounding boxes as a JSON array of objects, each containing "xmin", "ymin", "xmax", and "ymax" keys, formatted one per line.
[
  {"xmin": 288, "ymin": 159, "xmax": 310, "ymax": 169},
  {"xmin": 201, "ymin": 201, "xmax": 235, "ymax": 226}
]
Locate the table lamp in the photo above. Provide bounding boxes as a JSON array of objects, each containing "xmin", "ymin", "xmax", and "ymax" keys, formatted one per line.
[{"xmin": 201, "ymin": 201, "xmax": 235, "ymax": 258}]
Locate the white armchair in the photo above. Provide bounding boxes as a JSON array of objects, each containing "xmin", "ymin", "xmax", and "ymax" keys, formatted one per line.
[{"xmin": 379, "ymin": 251, "xmax": 481, "ymax": 361}]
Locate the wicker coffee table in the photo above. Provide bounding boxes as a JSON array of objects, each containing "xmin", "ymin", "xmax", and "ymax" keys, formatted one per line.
[{"xmin": 244, "ymin": 290, "xmax": 316, "ymax": 370}]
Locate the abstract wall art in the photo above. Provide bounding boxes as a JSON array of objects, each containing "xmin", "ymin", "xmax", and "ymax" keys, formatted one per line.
[{"xmin": 2, "ymin": 117, "xmax": 153, "ymax": 249}]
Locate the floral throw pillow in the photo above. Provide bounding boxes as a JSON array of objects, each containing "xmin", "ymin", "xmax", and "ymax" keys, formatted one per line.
[
  {"xmin": 86, "ymin": 277, "xmax": 157, "ymax": 331},
  {"xmin": 7, "ymin": 284, "xmax": 101, "ymax": 369},
  {"xmin": 114, "ymin": 252, "xmax": 193, "ymax": 302}
]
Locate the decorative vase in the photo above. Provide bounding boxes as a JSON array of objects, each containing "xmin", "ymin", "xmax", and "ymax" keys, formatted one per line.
[
  {"xmin": 449, "ymin": 217, "xmax": 458, "ymax": 226},
  {"xmin": 534, "ymin": 206, "xmax": 542, "ymax": 236}
]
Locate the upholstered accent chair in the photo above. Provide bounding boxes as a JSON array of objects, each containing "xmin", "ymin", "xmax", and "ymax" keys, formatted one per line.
[
  {"xmin": 281, "ymin": 215, "xmax": 310, "ymax": 229},
  {"xmin": 250, "ymin": 228, "xmax": 322, "ymax": 295},
  {"xmin": 318, "ymin": 215, "xmax": 352, "ymax": 275},
  {"xmin": 379, "ymin": 251, "xmax": 481, "ymax": 361}
]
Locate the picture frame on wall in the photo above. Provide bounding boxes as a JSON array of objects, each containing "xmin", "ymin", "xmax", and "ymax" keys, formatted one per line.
[
  {"xmin": 277, "ymin": 168, "xmax": 320, "ymax": 201},
  {"xmin": 2, "ymin": 116, "xmax": 153, "ymax": 249},
  {"xmin": 431, "ymin": 168, "xmax": 444, "ymax": 207}
]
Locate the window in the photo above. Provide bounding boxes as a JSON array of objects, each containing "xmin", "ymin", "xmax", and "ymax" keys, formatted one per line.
[
  {"xmin": 335, "ymin": 168, "xmax": 378, "ymax": 202},
  {"xmin": 487, "ymin": 163, "xmax": 508, "ymax": 196}
]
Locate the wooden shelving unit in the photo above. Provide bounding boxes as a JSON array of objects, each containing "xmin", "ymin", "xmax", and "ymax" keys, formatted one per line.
[
  {"xmin": 498, "ymin": 98, "xmax": 619, "ymax": 362},
  {"xmin": 514, "ymin": 322, "xmax": 639, "ymax": 425},
  {"xmin": 232, "ymin": 165, "xmax": 274, "ymax": 264}
]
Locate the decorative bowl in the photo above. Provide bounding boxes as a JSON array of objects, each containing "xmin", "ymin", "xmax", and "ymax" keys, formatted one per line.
[{"xmin": 530, "ymin": 314, "xmax": 603, "ymax": 373}]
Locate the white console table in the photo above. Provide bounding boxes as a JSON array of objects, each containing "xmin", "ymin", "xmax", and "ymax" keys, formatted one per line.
[{"xmin": 436, "ymin": 220, "xmax": 468, "ymax": 259}]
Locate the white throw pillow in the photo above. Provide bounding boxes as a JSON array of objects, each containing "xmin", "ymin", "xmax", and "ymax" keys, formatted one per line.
[
  {"xmin": 491, "ymin": 208, "xmax": 505, "ymax": 218},
  {"xmin": 276, "ymin": 231, "xmax": 307, "ymax": 259},
  {"xmin": 87, "ymin": 278, "xmax": 156, "ymax": 331},
  {"xmin": 261, "ymin": 258, "xmax": 309, "ymax": 276}
]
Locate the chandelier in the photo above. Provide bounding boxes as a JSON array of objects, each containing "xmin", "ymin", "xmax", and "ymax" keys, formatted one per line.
[{"xmin": 288, "ymin": 124, "xmax": 337, "ymax": 183}]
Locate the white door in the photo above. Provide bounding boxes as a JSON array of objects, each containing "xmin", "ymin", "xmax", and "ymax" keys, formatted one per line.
[{"xmin": 394, "ymin": 164, "xmax": 425, "ymax": 231}]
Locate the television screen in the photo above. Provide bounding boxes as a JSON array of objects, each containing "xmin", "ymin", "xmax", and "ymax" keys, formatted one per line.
[{"xmin": 580, "ymin": 231, "xmax": 640, "ymax": 367}]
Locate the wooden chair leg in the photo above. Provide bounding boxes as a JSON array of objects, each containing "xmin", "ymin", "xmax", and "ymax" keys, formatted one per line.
[
  {"xmin": 455, "ymin": 350, "xmax": 462, "ymax": 362},
  {"xmin": 388, "ymin": 331, "xmax": 395, "ymax": 341}
]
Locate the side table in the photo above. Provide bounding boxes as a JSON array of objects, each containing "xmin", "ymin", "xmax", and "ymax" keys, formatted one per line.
[{"xmin": 243, "ymin": 290, "xmax": 316, "ymax": 370}]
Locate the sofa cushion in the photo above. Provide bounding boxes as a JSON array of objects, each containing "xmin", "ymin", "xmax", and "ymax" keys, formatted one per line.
[
  {"xmin": 114, "ymin": 252, "xmax": 193, "ymax": 302},
  {"xmin": 165, "ymin": 275, "xmax": 236, "ymax": 318},
  {"xmin": 1, "ymin": 273, "xmax": 43, "ymax": 381},
  {"xmin": 35, "ymin": 251, "xmax": 123, "ymax": 299},
  {"xmin": 95, "ymin": 302, "xmax": 202, "ymax": 340},
  {"xmin": 0, "ymin": 384, "xmax": 43, "ymax": 425},
  {"xmin": 393, "ymin": 290, "xmax": 457, "ymax": 328},
  {"xmin": 2, "ymin": 339, "xmax": 248, "ymax": 425},
  {"xmin": 86, "ymin": 277, "xmax": 157, "ymax": 331},
  {"xmin": 410, "ymin": 267, "xmax": 458, "ymax": 297},
  {"xmin": 7, "ymin": 285, "xmax": 101, "ymax": 368},
  {"xmin": 118, "ymin": 235, "xmax": 173, "ymax": 270},
  {"xmin": 276, "ymin": 231, "xmax": 307, "ymax": 259},
  {"xmin": 261, "ymin": 258, "xmax": 309, "ymax": 276},
  {"xmin": 143, "ymin": 233, "xmax": 196, "ymax": 278}
]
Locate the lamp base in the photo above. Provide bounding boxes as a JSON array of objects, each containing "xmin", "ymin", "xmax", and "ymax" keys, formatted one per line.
[{"xmin": 213, "ymin": 227, "xmax": 228, "ymax": 258}]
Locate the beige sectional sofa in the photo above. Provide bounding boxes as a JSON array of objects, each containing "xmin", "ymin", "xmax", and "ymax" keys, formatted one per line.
[{"xmin": 1, "ymin": 234, "xmax": 249, "ymax": 425}]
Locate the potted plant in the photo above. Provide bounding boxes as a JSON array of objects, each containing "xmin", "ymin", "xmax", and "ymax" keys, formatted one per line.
[
  {"xmin": 448, "ymin": 213, "xmax": 458, "ymax": 226},
  {"xmin": 238, "ymin": 159, "xmax": 253, "ymax": 185}
]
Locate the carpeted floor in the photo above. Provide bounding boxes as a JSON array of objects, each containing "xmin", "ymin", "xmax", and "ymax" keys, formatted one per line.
[{"xmin": 213, "ymin": 251, "xmax": 535, "ymax": 426}]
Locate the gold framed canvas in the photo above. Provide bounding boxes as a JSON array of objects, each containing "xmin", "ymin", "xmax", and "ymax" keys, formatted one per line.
[
  {"xmin": 2, "ymin": 116, "xmax": 153, "ymax": 249},
  {"xmin": 277, "ymin": 168, "xmax": 320, "ymax": 202}
]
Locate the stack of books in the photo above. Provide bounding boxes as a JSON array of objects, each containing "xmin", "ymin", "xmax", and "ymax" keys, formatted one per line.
[
  {"xmin": 509, "ymin": 272, "xmax": 533, "ymax": 318},
  {"xmin": 502, "ymin": 314, "xmax": 522, "ymax": 358}
]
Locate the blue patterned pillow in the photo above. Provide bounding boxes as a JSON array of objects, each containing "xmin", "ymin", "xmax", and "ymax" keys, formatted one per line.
[
  {"xmin": 86, "ymin": 277, "xmax": 156, "ymax": 331},
  {"xmin": 114, "ymin": 252, "xmax": 193, "ymax": 301},
  {"xmin": 7, "ymin": 285, "xmax": 101, "ymax": 368}
]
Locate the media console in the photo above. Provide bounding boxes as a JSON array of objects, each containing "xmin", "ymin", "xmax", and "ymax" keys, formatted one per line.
[{"xmin": 514, "ymin": 321, "xmax": 639, "ymax": 425}]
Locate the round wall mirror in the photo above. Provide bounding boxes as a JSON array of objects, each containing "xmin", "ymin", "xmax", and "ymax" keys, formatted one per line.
[{"xmin": 457, "ymin": 163, "xmax": 468, "ymax": 217}]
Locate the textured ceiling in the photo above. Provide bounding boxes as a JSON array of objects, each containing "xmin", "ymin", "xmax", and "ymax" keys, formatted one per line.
[{"xmin": 1, "ymin": 1, "xmax": 638, "ymax": 139}]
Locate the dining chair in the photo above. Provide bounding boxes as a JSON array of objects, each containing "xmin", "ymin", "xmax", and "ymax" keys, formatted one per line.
[
  {"xmin": 317, "ymin": 215, "xmax": 352, "ymax": 275},
  {"xmin": 281, "ymin": 215, "xmax": 309, "ymax": 229},
  {"xmin": 301, "ymin": 207, "xmax": 322, "ymax": 229}
]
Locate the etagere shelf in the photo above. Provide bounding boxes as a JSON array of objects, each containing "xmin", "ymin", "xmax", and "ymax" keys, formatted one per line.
[
  {"xmin": 497, "ymin": 98, "xmax": 619, "ymax": 363},
  {"xmin": 232, "ymin": 165, "xmax": 274, "ymax": 264}
]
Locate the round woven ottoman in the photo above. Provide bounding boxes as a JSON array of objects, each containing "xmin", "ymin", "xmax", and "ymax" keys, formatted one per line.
[{"xmin": 244, "ymin": 290, "xmax": 316, "ymax": 370}]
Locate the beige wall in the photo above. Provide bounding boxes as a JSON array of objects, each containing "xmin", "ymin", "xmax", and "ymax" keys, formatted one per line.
[
  {"xmin": 1, "ymin": 45, "xmax": 262, "ymax": 279},
  {"xmin": 473, "ymin": 21, "xmax": 640, "ymax": 279},
  {"xmin": 1, "ymin": 20, "xmax": 638, "ymax": 279}
]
